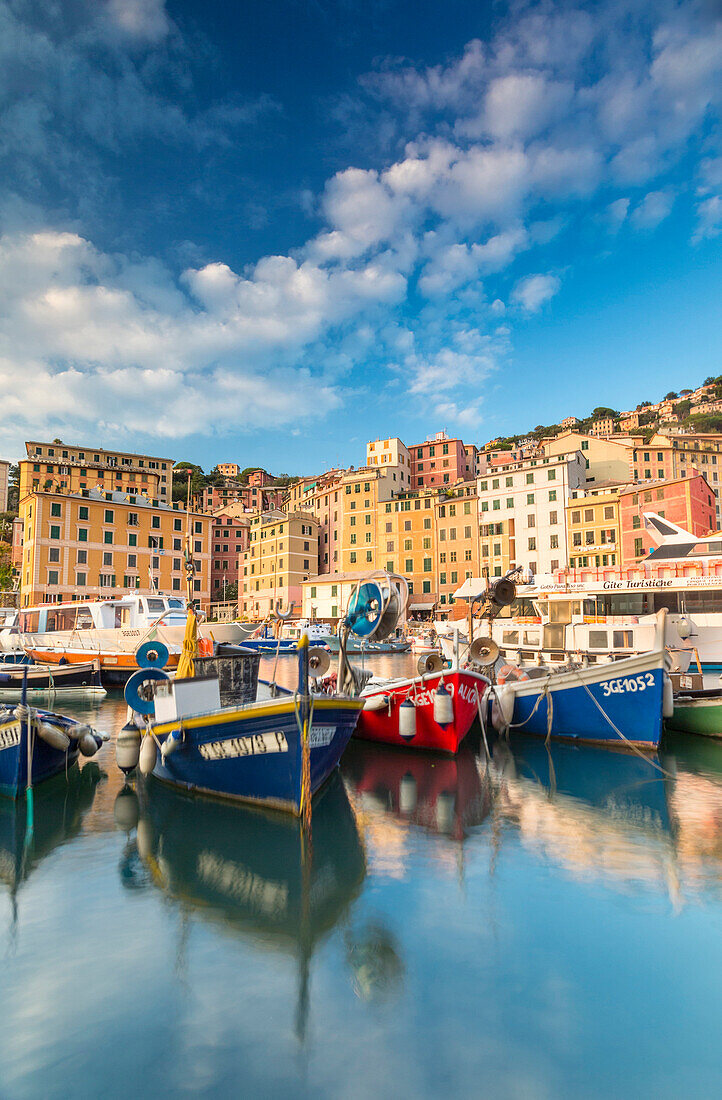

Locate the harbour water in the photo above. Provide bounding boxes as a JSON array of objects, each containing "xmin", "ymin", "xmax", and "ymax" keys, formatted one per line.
[{"xmin": 2, "ymin": 654, "xmax": 722, "ymax": 1097}]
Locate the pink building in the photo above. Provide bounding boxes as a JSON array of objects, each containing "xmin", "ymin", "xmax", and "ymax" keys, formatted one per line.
[
  {"xmin": 618, "ymin": 475, "xmax": 715, "ymax": 564},
  {"xmin": 410, "ymin": 433, "xmax": 475, "ymax": 489},
  {"xmin": 247, "ymin": 469, "xmax": 273, "ymax": 487},
  {"xmin": 211, "ymin": 513, "xmax": 250, "ymax": 598}
]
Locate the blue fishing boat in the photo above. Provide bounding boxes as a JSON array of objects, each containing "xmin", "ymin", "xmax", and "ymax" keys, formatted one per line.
[
  {"xmin": 121, "ymin": 641, "xmax": 363, "ymax": 814},
  {"xmin": 0, "ymin": 698, "xmax": 104, "ymax": 800},
  {"xmin": 488, "ymin": 613, "xmax": 672, "ymax": 750}
]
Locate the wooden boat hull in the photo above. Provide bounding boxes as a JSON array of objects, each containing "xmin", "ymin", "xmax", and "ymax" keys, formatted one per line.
[
  {"xmin": 0, "ymin": 709, "xmax": 91, "ymax": 800},
  {"xmin": 0, "ymin": 661, "xmax": 106, "ymax": 702},
  {"xmin": 24, "ymin": 647, "xmax": 179, "ymax": 683},
  {"xmin": 149, "ymin": 695, "xmax": 364, "ymax": 814},
  {"xmin": 667, "ymin": 691, "xmax": 722, "ymax": 738},
  {"xmin": 493, "ymin": 648, "xmax": 667, "ymax": 749},
  {"xmin": 357, "ymin": 670, "xmax": 488, "ymax": 754}
]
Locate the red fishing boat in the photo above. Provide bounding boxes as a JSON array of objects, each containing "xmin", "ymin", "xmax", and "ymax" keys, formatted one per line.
[{"xmin": 357, "ymin": 666, "xmax": 489, "ymax": 754}]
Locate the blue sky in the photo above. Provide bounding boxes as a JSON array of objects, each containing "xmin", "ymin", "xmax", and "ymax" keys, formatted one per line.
[{"xmin": 1, "ymin": 0, "xmax": 721, "ymax": 475}]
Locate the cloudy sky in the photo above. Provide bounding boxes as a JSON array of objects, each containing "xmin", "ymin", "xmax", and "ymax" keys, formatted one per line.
[{"xmin": 1, "ymin": 0, "xmax": 721, "ymax": 473}]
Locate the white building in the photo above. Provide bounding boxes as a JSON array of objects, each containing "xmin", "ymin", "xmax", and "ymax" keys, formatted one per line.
[
  {"xmin": 477, "ymin": 450, "xmax": 586, "ymax": 577},
  {"xmin": 366, "ymin": 437, "xmax": 411, "ymax": 489},
  {"xmin": 301, "ymin": 570, "xmax": 407, "ymax": 622}
]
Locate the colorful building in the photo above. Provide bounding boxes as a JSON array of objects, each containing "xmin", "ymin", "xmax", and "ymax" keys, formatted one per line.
[
  {"xmin": 0, "ymin": 459, "xmax": 9, "ymax": 512},
  {"xmin": 240, "ymin": 509, "xmax": 319, "ymax": 618},
  {"xmin": 435, "ymin": 483, "xmax": 479, "ymax": 607},
  {"xmin": 366, "ymin": 437, "xmax": 412, "ymax": 490},
  {"xmin": 566, "ymin": 487, "xmax": 622, "ymax": 570},
  {"xmin": 409, "ymin": 432, "xmax": 475, "ymax": 490},
  {"xmin": 618, "ymin": 475, "xmax": 716, "ymax": 564},
  {"xmin": 21, "ymin": 442, "xmax": 172, "ymax": 503},
  {"xmin": 377, "ymin": 487, "xmax": 438, "ymax": 608},
  {"xmin": 217, "ymin": 463, "xmax": 240, "ymax": 477},
  {"xmin": 18, "ymin": 488, "xmax": 211, "ymax": 607},
  {"xmin": 210, "ymin": 513, "xmax": 250, "ymax": 599}
]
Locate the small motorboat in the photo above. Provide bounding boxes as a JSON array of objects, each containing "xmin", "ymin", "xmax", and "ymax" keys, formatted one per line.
[
  {"xmin": 666, "ymin": 688, "xmax": 722, "ymax": 738},
  {"xmin": 408, "ymin": 630, "xmax": 439, "ymax": 656},
  {"xmin": 0, "ymin": 672, "xmax": 106, "ymax": 800},
  {"xmin": 0, "ymin": 660, "xmax": 106, "ymax": 702},
  {"xmin": 325, "ymin": 634, "xmax": 411, "ymax": 655}
]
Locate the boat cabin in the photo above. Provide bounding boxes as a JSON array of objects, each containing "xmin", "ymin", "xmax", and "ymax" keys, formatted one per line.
[{"xmin": 17, "ymin": 595, "xmax": 188, "ymax": 634}]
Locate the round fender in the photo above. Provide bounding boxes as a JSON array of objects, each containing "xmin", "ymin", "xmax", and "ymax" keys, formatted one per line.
[
  {"xmin": 124, "ymin": 667, "xmax": 170, "ymax": 716},
  {"xmin": 135, "ymin": 641, "xmax": 170, "ymax": 670},
  {"xmin": 497, "ymin": 663, "xmax": 530, "ymax": 686}
]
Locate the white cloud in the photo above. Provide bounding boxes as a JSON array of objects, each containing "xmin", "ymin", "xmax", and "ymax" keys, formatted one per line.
[
  {"xmin": 693, "ymin": 195, "xmax": 722, "ymax": 241},
  {"xmin": 512, "ymin": 273, "xmax": 561, "ymax": 313},
  {"xmin": 631, "ymin": 189, "xmax": 676, "ymax": 229}
]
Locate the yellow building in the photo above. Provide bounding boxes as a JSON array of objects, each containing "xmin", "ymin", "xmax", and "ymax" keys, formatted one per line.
[
  {"xmin": 566, "ymin": 488, "xmax": 621, "ymax": 569},
  {"xmin": 435, "ymin": 484, "xmax": 479, "ymax": 608},
  {"xmin": 217, "ymin": 463, "xmax": 240, "ymax": 477},
  {"xmin": 21, "ymin": 441, "xmax": 172, "ymax": 504},
  {"xmin": 241, "ymin": 509, "xmax": 319, "ymax": 618},
  {"xmin": 339, "ymin": 466, "xmax": 397, "ymax": 574},
  {"xmin": 18, "ymin": 489, "xmax": 211, "ymax": 607},
  {"xmin": 366, "ymin": 436, "xmax": 412, "ymax": 490},
  {"xmin": 376, "ymin": 487, "xmax": 437, "ymax": 606},
  {"xmin": 542, "ymin": 431, "xmax": 636, "ymax": 485}
]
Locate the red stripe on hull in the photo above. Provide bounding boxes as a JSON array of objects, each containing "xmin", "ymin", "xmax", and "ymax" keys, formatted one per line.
[{"xmin": 357, "ymin": 670, "xmax": 486, "ymax": 754}]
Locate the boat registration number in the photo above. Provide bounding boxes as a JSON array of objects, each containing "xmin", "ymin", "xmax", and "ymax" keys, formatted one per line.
[
  {"xmin": 0, "ymin": 722, "xmax": 21, "ymax": 751},
  {"xmin": 600, "ymin": 673, "xmax": 655, "ymax": 697},
  {"xmin": 199, "ymin": 731, "xmax": 289, "ymax": 760},
  {"xmin": 310, "ymin": 726, "xmax": 335, "ymax": 747}
]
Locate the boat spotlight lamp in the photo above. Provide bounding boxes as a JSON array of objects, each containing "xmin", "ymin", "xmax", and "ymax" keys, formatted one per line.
[{"xmin": 345, "ymin": 581, "xmax": 383, "ymax": 637}]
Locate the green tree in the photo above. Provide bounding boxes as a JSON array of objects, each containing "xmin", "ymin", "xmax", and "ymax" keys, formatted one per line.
[
  {"xmin": 664, "ymin": 391, "xmax": 678, "ymax": 400},
  {"xmin": 591, "ymin": 406, "xmax": 619, "ymax": 418}
]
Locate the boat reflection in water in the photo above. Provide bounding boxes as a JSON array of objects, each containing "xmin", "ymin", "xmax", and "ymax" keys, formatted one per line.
[
  {"xmin": 492, "ymin": 733, "xmax": 679, "ymax": 895},
  {"xmin": 342, "ymin": 740, "xmax": 491, "ymax": 840},
  {"xmin": 115, "ymin": 773, "xmax": 367, "ymax": 1036},
  {"xmin": 0, "ymin": 764, "xmax": 104, "ymax": 901}
]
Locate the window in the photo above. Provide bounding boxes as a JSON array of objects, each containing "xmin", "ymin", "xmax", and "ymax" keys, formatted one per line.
[
  {"xmin": 76, "ymin": 573, "xmax": 86, "ymax": 586},
  {"xmin": 526, "ymin": 473, "xmax": 533, "ymax": 484},
  {"xmin": 581, "ymin": 441, "xmax": 588, "ymax": 451},
  {"xmin": 49, "ymin": 547, "xmax": 60, "ymax": 563},
  {"xmin": 78, "ymin": 528, "xmax": 88, "ymax": 542},
  {"xmin": 50, "ymin": 525, "xmax": 60, "ymax": 539},
  {"xmin": 527, "ymin": 493, "xmax": 534, "ymax": 504},
  {"xmin": 104, "ymin": 509, "xmax": 114, "ymax": 523},
  {"xmin": 634, "ymin": 537, "xmax": 644, "ymax": 557},
  {"xmin": 549, "ymin": 490, "xmax": 557, "ymax": 502},
  {"xmin": 129, "ymin": 532, "xmax": 137, "ymax": 547},
  {"xmin": 128, "ymin": 554, "xmax": 137, "ymax": 568},
  {"xmin": 506, "ymin": 497, "xmax": 513, "ymax": 508},
  {"xmin": 604, "ymin": 506, "xmax": 615, "ymax": 519},
  {"xmin": 104, "ymin": 532, "xmax": 113, "ymax": 544},
  {"xmin": 632, "ymin": 515, "xmax": 641, "ymax": 529},
  {"xmin": 584, "ymin": 509, "xmax": 594, "ymax": 522},
  {"xmin": 573, "ymin": 532, "xmax": 582, "ymax": 546},
  {"xmin": 350, "ymin": 552, "xmax": 356, "ymax": 563},
  {"xmin": 48, "ymin": 570, "xmax": 59, "ymax": 585},
  {"xmin": 528, "ymin": 514, "xmax": 535, "ymax": 527},
  {"xmin": 103, "ymin": 552, "xmax": 113, "ymax": 566},
  {"xmin": 51, "ymin": 502, "xmax": 61, "ymax": 517},
  {"xmin": 79, "ymin": 506, "xmax": 88, "ymax": 520},
  {"xmin": 405, "ymin": 558, "xmax": 413, "ymax": 572},
  {"xmin": 492, "ymin": 500, "xmax": 500, "ymax": 511},
  {"xmin": 550, "ymin": 534, "xmax": 559, "ymax": 549},
  {"xmin": 547, "ymin": 469, "xmax": 556, "ymax": 480},
  {"xmin": 549, "ymin": 511, "xmax": 557, "ymax": 524},
  {"xmin": 528, "ymin": 538, "xmax": 536, "ymax": 551},
  {"xmin": 77, "ymin": 550, "xmax": 87, "ymax": 564}
]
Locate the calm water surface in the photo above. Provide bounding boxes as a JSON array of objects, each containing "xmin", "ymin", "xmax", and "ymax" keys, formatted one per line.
[{"xmin": 1, "ymin": 654, "xmax": 722, "ymax": 1098}]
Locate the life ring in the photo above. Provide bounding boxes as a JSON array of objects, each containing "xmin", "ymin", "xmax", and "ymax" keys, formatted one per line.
[
  {"xmin": 135, "ymin": 640, "xmax": 170, "ymax": 669},
  {"xmin": 497, "ymin": 663, "xmax": 530, "ymax": 685},
  {"xmin": 124, "ymin": 667, "xmax": 170, "ymax": 716}
]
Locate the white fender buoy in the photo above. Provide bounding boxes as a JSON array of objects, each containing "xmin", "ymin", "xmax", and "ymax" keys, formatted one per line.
[
  {"xmin": 116, "ymin": 728, "xmax": 141, "ymax": 774},
  {"xmin": 436, "ymin": 791, "xmax": 456, "ymax": 833},
  {"xmin": 433, "ymin": 681, "xmax": 454, "ymax": 727},
  {"xmin": 38, "ymin": 722, "xmax": 71, "ymax": 753},
  {"xmin": 363, "ymin": 694, "xmax": 388, "ymax": 712},
  {"xmin": 78, "ymin": 731, "xmax": 99, "ymax": 758},
  {"xmin": 136, "ymin": 818, "xmax": 154, "ymax": 861},
  {"xmin": 398, "ymin": 698, "xmax": 417, "ymax": 741},
  {"xmin": 663, "ymin": 673, "xmax": 674, "ymax": 719},
  {"xmin": 491, "ymin": 685, "xmax": 514, "ymax": 731},
  {"xmin": 139, "ymin": 735, "xmax": 157, "ymax": 776},
  {"xmin": 68, "ymin": 722, "xmax": 90, "ymax": 741},
  {"xmin": 113, "ymin": 787, "xmax": 140, "ymax": 832},
  {"xmin": 161, "ymin": 729, "xmax": 183, "ymax": 759},
  {"xmin": 399, "ymin": 773, "xmax": 417, "ymax": 814}
]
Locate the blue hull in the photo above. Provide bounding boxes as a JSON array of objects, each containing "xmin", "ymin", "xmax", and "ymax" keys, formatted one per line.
[
  {"xmin": 0, "ymin": 711, "xmax": 81, "ymax": 800},
  {"xmin": 150, "ymin": 697, "xmax": 363, "ymax": 814},
  {"xmin": 504, "ymin": 667, "xmax": 664, "ymax": 749},
  {"xmin": 240, "ymin": 638, "xmax": 297, "ymax": 654}
]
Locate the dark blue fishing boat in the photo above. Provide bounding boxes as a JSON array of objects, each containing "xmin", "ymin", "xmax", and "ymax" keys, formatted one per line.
[
  {"xmin": 121, "ymin": 640, "xmax": 363, "ymax": 814},
  {"xmin": 0, "ymin": 669, "xmax": 105, "ymax": 800}
]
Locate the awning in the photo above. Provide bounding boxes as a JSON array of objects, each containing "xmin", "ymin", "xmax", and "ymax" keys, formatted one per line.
[
  {"xmin": 408, "ymin": 596, "xmax": 437, "ymax": 610},
  {"xmin": 452, "ymin": 577, "xmax": 488, "ymax": 600}
]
